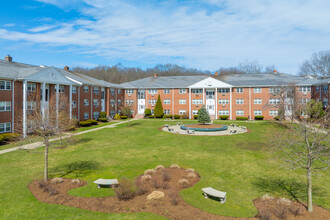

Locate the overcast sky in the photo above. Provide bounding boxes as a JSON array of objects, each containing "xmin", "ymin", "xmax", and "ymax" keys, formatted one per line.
[{"xmin": 0, "ymin": 0, "xmax": 329, "ymax": 74}]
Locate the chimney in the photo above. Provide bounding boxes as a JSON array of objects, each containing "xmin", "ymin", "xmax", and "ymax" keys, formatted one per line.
[
  {"xmin": 154, "ymin": 73, "xmax": 158, "ymax": 78},
  {"xmin": 273, "ymin": 70, "xmax": 278, "ymax": 74},
  {"xmin": 214, "ymin": 72, "xmax": 219, "ymax": 76},
  {"xmin": 5, "ymin": 54, "xmax": 12, "ymax": 62},
  {"xmin": 64, "ymin": 65, "xmax": 69, "ymax": 71}
]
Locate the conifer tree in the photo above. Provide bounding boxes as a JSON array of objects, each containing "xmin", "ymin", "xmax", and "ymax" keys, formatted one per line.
[
  {"xmin": 198, "ymin": 105, "xmax": 211, "ymax": 124},
  {"xmin": 154, "ymin": 94, "xmax": 164, "ymax": 118}
]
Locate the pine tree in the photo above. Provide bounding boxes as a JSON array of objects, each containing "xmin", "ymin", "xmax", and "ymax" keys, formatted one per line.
[
  {"xmin": 154, "ymin": 94, "xmax": 164, "ymax": 118},
  {"xmin": 198, "ymin": 105, "xmax": 211, "ymax": 124}
]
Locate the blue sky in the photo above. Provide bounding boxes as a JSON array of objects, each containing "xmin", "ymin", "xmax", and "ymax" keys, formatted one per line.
[{"xmin": 0, "ymin": 0, "xmax": 329, "ymax": 74}]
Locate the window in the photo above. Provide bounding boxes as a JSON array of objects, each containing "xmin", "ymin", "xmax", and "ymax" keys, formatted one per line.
[
  {"xmin": 84, "ymin": 113, "xmax": 89, "ymax": 120},
  {"xmin": 149, "ymin": 89, "xmax": 157, "ymax": 94},
  {"xmin": 118, "ymin": 110, "xmax": 122, "ymax": 114},
  {"xmin": 164, "ymin": 110, "xmax": 170, "ymax": 114},
  {"xmin": 269, "ymin": 110, "xmax": 278, "ymax": 116},
  {"xmin": 192, "ymin": 110, "xmax": 198, "ymax": 115},
  {"xmin": 219, "ymin": 110, "xmax": 229, "ymax": 115},
  {"xmin": 236, "ymin": 99, "xmax": 244, "ymax": 104},
  {"xmin": 236, "ymin": 88, "xmax": 243, "ymax": 93},
  {"xmin": 192, "ymin": 99, "xmax": 203, "ymax": 104},
  {"xmin": 84, "ymin": 86, "xmax": 89, "ymax": 92},
  {"xmin": 0, "ymin": 81, "xmax": 11, "ymax": 90},
  {"xmin": 93, "ymin": 99, "xmax": 100, "ymax": 107},
  {"xmin": 110, "ymin": 99, "xmax": 115, "ymax": 105},
  {"xmin": 179, "ymin": 110, "xmax": 186, "ymax": 115},
  {"xmin": 269, "ymin": 87, "xmax": 281, "ymax": 94},
  {"xmin": 179, "ymin": 99, "xmax": 186, "ymax": 104},
  {"xmin": 149, "ymin": 99, "xmax": 157, "ymax": 105},
  {"xmin": 254, "ymin": 98, "xmax": 262, "ymax": 104},
  {"xmin": 218, "ymin": 99, "xmax": 229, "ymax": 104},
  {"xmin": 72, "ymin": 86, "xmax": 77, "ymax": 94},
  {"xmin": 126, "ymin": 100, "xmax": 134, "ymax": 105},
  {"xmin": 118, "ymin": 89, "xmax": 121, "ymax": 94},
  {"xmin": 93, "ymin": 87, "xmax": 100, "ymax": 94},
  {"xmin": 316, "ymin": 86, "xmax": 320, "ymax": 92},
  {"xmin": 72, "ymin": 115, "xmax": 77, "ymax": 119},
  {"xmin": 151, "ymin": 109, "xmax": 154, "ymax": 114},
  {"xmin": 300, "ymin": 98, "xmax": 310, "ymax": 104},
  {"xmin": 164, "ymin": 89, "xmax": 170, "ymax": 94},
  {"xmin": 192, "ymin": 89, "xmax": 202, "ymax": 94},
  {"xmin": 131, "ymin": 110, "xmax": 134, "ymax": 115},
  {"xmin": 0, "ymin": 122, "xmax": 11, "ymax": 133},
  {"xmin": 27, "ymin": 83, "xmax": 36, "ymax": 92},
  {"xmin": 54, "ymin": 85, "xmax": 64, "ymax": 93},
  {"xmin": 27, "ymin": 101, "xmax": 36, "ymax": 110},
  {"xmin": 93, "ymin": 112, "xmax": 100, "ymax": 119},
  {"xmin": 269, "ymin": 99, "xmax": 280, "ymax": 104},
  {"xmin": 110, "ymin": 110, "xmax": 115, "ymax": 116},
  {"xmin": 236, "ymin": 110, "xmax": 244, "ymax": 115},
  {"xmin": 84, "ymin": 99, "xmax": 89, "ymax": 106},
  {"xmin": 323, "ymin": 85, "xmax": 328, "ymax": 94},
  {"xmin": 118, "ymin": 99, "xmax": 121, "ymax": 105},
  {"xmin": 72, "ymin": 101, "xmax": 77, "ymax": 108},
  {"xmin": 164, "ymin": 99, "xmax": 170, "ymax": 104},
  {"xmin": 125, "ymin": 89, "xmax": 134, "ymax": 94},
  {"xmin": 179, "ymin": 89, "xmax": 186, "ymax": 94},
  {"xmin": 254, "ymin": 88, "xmax": 261, "ymax": 93},
  {"xmin": 299, "ymin": 86, "xmax": 311, "ymax": 92},
  {"xmin": 218, "ymin": 88, "xmax": 229, "ymax": 93},
  {"xmin": 0, "ymin": 101, "xmax": 11, "ymax": 111},
  {"xmin": 254, "ymin": 110, "xmax": 262, "ymax": 116},
  {"xmin": 110, "ymin": 88, "xmax": 115, "ymax": 95}
]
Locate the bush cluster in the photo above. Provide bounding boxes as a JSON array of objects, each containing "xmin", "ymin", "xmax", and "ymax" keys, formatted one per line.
[
  {"xmin": 100, "ymin": 111, "xmax": 107, "ymax": 118},
  {"xmin": 165, "ymin": 114, "xmax": 173, "ymax": 118},
  {"xmin": 219, "ymin": 115, "xmax": 229, "ymax": 120},
  {"xmin": 148, "ymin": 115, "xmax": 154, "ymax": 118},
  {"xmin": 193, "ymin": 115, "xmax": 198, "ymax": 119},
  {"xmin": 120, "ymin": 115, "xmax": 128, "ymax": 119},
  {"xmin": 114, "ymin": 114, "xmax": 121, "ymax": 120},
  {"xmin": 274, "ymin": 116, "xmax": 280, "ymax": 121},
  {"xmin": 1, "ymin": 133, "xmax": 20, "ymax": 142},
  {"xmin": 236, "ymin": 117, "xmax": 248, "ymax": 120},
  {"xmin": 174, "ymin": 115, "xmax": 180, "ymax": 119},
  {"xmin": 98, "ymin": 117, "xmax": 108, "ymax": 122},
  {"xmin": 86, "ymin": 119, "xmax": 98, "ymax": 125},
  {"xmin": 255, "ymin": 115, "xmax": 264, "ymax": 120},
  {"xmin": 114, "ymin": 178, "xmax": 136, "ymax": 200},
  {"xmin": 0, "ymin": 135, "xmax": 4, "ymax": 144},
  {"xmin": 144, "ymin": 108, "xmax": 151, "ymax": 116},
  {"xmin": 79, "ymin": 121, "xmax": 92, "ymax": 127},
  {"xmin": 181, "ymin": 114, "xmax": 189, "ymax": 119}
]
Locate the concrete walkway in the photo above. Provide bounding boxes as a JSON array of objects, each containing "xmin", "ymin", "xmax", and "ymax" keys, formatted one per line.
[{"xmin": 0, "ymin": 119, "xmax": 137, "ymax": 155}]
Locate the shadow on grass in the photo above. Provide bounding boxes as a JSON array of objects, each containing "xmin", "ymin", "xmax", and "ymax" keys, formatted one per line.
[
  {"xmin": 125, "ymin": 122, "xmax": 142, "ymax": 127},
  {"xmin": 50, "ymin": 160, "xmax": 100, "ymax": 178},
  {"xmin": 253, "ymin": 177, "xmax": 324, "ymax": 207}
]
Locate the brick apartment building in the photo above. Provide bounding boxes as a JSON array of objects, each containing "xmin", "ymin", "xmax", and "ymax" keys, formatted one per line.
[{"xmin": 0, "ymin": 55, "xmax": 329, "ymax": 135}]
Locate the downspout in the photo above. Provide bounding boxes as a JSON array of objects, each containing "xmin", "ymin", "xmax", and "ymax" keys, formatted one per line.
[{"xmin": 12, "ymin": 79, "xmax": 17, "ymax": 133}]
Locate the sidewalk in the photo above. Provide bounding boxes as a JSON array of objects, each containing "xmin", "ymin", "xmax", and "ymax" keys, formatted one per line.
[{"xmin": 0, "ymin": 119, "xmax": 137, "ymax": 155}]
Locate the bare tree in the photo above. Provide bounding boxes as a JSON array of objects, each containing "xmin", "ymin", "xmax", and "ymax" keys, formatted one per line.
[
  {"xmin": 272, "ymin": 106, "xmax": 329, "ymax": 212},
  {"xmin": 238, "ymin": 60, "xmax": 263, "ymax": 74},
  {"xmin": 122, "ymin": 106, "xmax": 133, "ymax": 126},
  {"xmin": 299, "ymin": 51, "xmax": 330, "ymax": 77}
]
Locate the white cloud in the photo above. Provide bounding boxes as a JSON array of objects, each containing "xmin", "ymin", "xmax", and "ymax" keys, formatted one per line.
[
  {"xmin": 3, "ymin": 23, "xmax": 15, "ymax": 27},
  {"xmin": 28, "ymin": 25, "xmax": 57, "ymax": 32},
  {"xmin": 2, "ymin": 0, "xmax": 330, "ymax": 73}
]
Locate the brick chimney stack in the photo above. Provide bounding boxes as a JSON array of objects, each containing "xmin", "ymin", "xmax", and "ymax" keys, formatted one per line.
[
  {"xmin": 5, "ymin": 55, "xmax": 12, "ymax": 62},
  {"xmin": 215, "ymin": 72, "xmax": 219, "ymax": 76},
  {"xmin": 273, "ymin": 70, "xmax": 278, "ymax": 74},
  {"xmin": 154, "ymin": 73, "xmax": 158, "ymax": 77},
  {"xmin": 64, "ymin": 65, "xmax": 69, "ymax": 71}
]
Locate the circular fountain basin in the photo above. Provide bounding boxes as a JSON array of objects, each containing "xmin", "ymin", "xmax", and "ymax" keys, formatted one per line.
[{"xmin": 180, "ymin": 124, "xmax": 228, "ymax": 132}]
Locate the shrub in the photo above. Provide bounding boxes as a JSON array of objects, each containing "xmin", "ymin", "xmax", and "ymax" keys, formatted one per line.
[
  {"xmin": 186, "ymin": 168, "xmax": 195, "ymax": 172},
  {"xmin": 114, "ymin": 114, "xmax": 121, "ymax": 120},
  {"xmin": 100, "ymin": 111, "xmax": 107, "ymax": 118},
  {"xmin": 219, "ymin": 115, "xmax": 229, "ymax": 120},
  {"xmin": 141, "ymin": 175, "xmax": 152, "ymax": 182},
  {"xmin": 114, "ymin": 178, "xmax": 136, "ymax": 200},
  {"xmin": 148, "ymin": 115, "xmax": 154, "ymax": 118},
  {"xmin": 169, "ymin": 191, "xmax": 179, "ymax": 206},
  {"xmin": 144, "ymin": 169, "xmax": 156, "ymax": 175},
  {"xmin": 174, "ymin": 115, "xmax": 180, "ymax": 119},
  {"xmin": 170, "ymin": 164, "xmax": 180, "ymax": 168},
  {"xmin": 155, "ymin": 165, "xmax": 164, "ymax": 171},
  {"xmin": 1, "ymin": 133, "xmax": 20, "ymax": 142},
  {"xmin": 178, "ymin": 178, "xmax": 190, "ymax": 188},
  {"xmin": 274, "ymin": 116, "xmax": 280, "ymax": 121},
  {"xmin": 187, "ymin": 172, "xmax": 198, "ymax": 179},
  {"xmin": 258, "ymin": 210, "xmax": 271, "ymax": 220},
  {"xmin": 236, "ymin": 117, "xmax": 248, "ymax": 120},
  {"xmin": 144, "ymin": 108, "xmax": 151, "ymax": 116},
  {"xmin": 154, "ymin": 95, "xmax": 164, "ymax": 118},
  {"xmin": 71, "ymin": 179, "xmax": 81, "ymax": 184},
  {"xmin": 198, "ymin": 106, "xmax": 211, "ymax": 124},
  {"xmin": 0, "ymin": 135, "xmax": 4, "ymax": 143},
  {"xmin": 289, "ymin": 204, "xmax": 302, "ymax": 217},
  {"xmin": 50, "ymin": 177, "xmax": 63, "ymax": 184},
  {"xmin": 165, "ymin": 114, "xmax": 173, "ymax": 118},
  {"xmin": 98, "ymin": 117, "xmax": 108, "ymax": 122},
  {"xmin": 86, "ymin": 119, "xmax": 98, "ymax": 125},
  {"xmin": 120, "ymin": 115, "xmax": 128, "ymax": 119},
  {"xmin": 162, "ymin": 171, "xmax": 171, "ymax": 182},
  {"xmin": 79, "ymin": 121, "xmax": 92, "ymax": 127},
  {"xmin": 152, "ymin": 179, "xmax": 161, "ymax": 189},
  {"xmin": 255, "ymin": 115, "xmax": 264, "ymax": 120},
  {"xmin": 48, "ymin": 187, "xmax": 59, "ymax": 196},
  {"xmin": 181, "ymin": 114, "xmax": 189, "ymax": 119},
  {"xmin": 136, "ymin": 183, "xmax": 151, "ymax": 196},
  {"xmin": 193, "ymin": 115, "xmax": 198, "ymax": 119}
]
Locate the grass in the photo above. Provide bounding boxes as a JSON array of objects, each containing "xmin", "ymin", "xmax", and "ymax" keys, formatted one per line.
[
  {"xmin": 72, "ymin": 121, "xmax": 118, "ymax": 133},
  {"xmin": 0, "ymin": 119, "xmax": 329, "ymax": 219}
]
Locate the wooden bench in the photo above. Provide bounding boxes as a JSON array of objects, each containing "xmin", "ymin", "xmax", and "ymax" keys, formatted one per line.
[{"xmin": 202, "ymin": 187, "xmax": 226, "ymax": 203}]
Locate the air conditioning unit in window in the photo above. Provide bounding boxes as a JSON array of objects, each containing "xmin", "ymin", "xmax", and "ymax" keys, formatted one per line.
[
  {"xmin": 128, "ymin": 94, "xmax": 131, "ymax": 97},
  {"xmin": 303, "ymin": 92, "xmax": 307, "ymax": 95},
  {"xmin": 151, "ymin": 94, "xmax": 154, "ymax": 97},
  {"xmin": 151, "ymin": 104, "xmax": 154, "ymax": 107},
  {"xmin": 222, "ymin": 104, "xmax": 225, "ymax": 107}
]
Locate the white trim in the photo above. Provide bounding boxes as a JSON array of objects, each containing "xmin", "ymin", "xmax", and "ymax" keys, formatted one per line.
[
  {"xmin": 189, "ymin": 77, "xmax": 232, "ymax": 88},
  {"xmin": 23, "ymin": 80, "xmax": 27, "ymax": 137},
  {"xmin": 215, "ymin": 88, "xmax": 218, "ymax": 119},
  {"xmin": 189, "ymin": 88, "xmax": 191, "ymax": 119},
  {"xmin": 65, "ymin": 76, "xmax": 82, "ymax": 85},
  {"xmin": 172, "ymin": 88, "xmax": 174, "ymax": 117},
  {"xmin": 229, "ymin": 88, "xmax": 232, "ymax": 120},
  {"xmin": 69, "ymin": 84, "xmax": 72, "ymax": 120},
  {"xmin": 203, "ymin": 88, "xmax": 205, "ymax": 105},
  {"xmin": 90, "ymin": 86, "xmax": 93, "ymax": 118},
  {"xmin": 12, "ymin": 80, "xmax": 15, "ymax": 133}
]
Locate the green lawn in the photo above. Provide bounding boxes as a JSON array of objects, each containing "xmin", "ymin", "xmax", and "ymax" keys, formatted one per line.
[{"xmin": 0, "ymin": 120, "xmax": 329, "ymax": 219}]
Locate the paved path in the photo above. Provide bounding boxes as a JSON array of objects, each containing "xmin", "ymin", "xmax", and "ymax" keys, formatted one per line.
[{"xmin": 0, "ymin": 119, "xmax": 137, "ymax": 155}]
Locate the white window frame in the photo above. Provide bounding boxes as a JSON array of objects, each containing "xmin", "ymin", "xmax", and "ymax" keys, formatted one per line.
[
  {"xmin": 179, "ymin": 99, "xmax": 186, "ymax": 104},
  {"xmin": 72, "ymin": 101, "xmax": 77, "ymax": 108},
  {"xmin": 179, "ymin": 110, "xmax": 186, "ymax": 115},
  {"xmin": 164, "ymin": 89, "xmax": 170, "ymax": 94},
  {"xmin": 0, "ymin": 80, "xmax": 11, "ymax": 90},
  {"xmin": 148, "ymin": 99, "xmax": 157, "ymax": 105},
  {"xmin": 179, "ymin": 89, "xmax": 186, "ymax": 94},
  {"xmin": 84, "ymin": 113, "xmax": 89, "ymax": 120},
  {"xmin": 192, "ymin": 89, "xmax": 203, "ymax": 94},
  {"xmin": 93, "ymin": 87, "xmax": 100, "ymax": 94},
  {"xmin": 254, "ymin": 88, "xmax": 261, "ymax": 93},
  {"xmin": 84, "ymin": 99, "xmax": 89, "ymax": 106},
  {"xmin": 254, "ymin": 110, "xmax": 262, "ymax": 116},
  {"xmin": 110, "ymin": 99, "xmax": 115, "ymax": 105},
  {"xmin": 27, "ymin": 83, "xmax": 37, "ymax": 92},
  {"xmin": 254, "ymin": 98, "xmax": 262, "ymax": 104},
  {"xmin": 26, "ymin": 101, "xmax": 36, "ymax": 110},
  {"xmin": 236, "ymin": 88, "xmax": 243, "ymax": 93},
  {"xmin": 84, "ymin": 86, "xmax": 89, "ymax": 93},
  {"xmin": 0, "ymin": 101, "xmax": 11, "ymax": 111},
  {"xmin": 218, "ymin": 99, "xmax": 229, "ymax": 104},
  {"xmin": 72, "ymin": 86, "xmax": 77, "ymax": 94},
  {"xmin": 236, "ymin": 99, "xmax": 244, "ymax": 104},
  {"xmin": 93, "ymin": 112, "xmax": 100, "ymax": 119},
  {"xmin": 118, "ymin": 99, "xmax": 121, "ymax": 105},
  {"xmin": 0, "ymin": 122, "xmax": 11, "ymax": 133},
  {"xmin": 219, "ymin": 110, "xmax": 229, "ymax": 115},
  {"xmin": 192, "ymin": 110, "xmax": 198, "ymax": 115},
  {"xmin": 118, "ymin": 89, "xmax": 121, "ymax": 94},
  {"xmin": 164, "ymin": 109, "xmax": 170, "ymax": 114},
  {"xmin": 299, "ymin": 86, "xmax": 311, "ymax": 92},
  {"xmin": 93, "ymin": 99, "xmax": 100, "ymax": 107},
  {"xmin": 236, "ymin": 110, "xmax": 244, "ymax": 115},
  {"xmin": 269, "ymin": 110, "xmax": 278, "ymax": 116},
  {"xmin": 164, "ymin": 99, "xmax": 170, "ymax": 104},
  {"xmin": 192, "ymin": 99, "xmax": 203, "ymax": 104},
  {"xmin": 269, "ymin": 99, "xmax": 280, "ymax": 105},
  {"xmin": 149, "ymin": 89, "xmax": 157, "ymax": 94},
  {"xmin": 125, "ymin": 89, "xmax": 134, "ymax": 94}
]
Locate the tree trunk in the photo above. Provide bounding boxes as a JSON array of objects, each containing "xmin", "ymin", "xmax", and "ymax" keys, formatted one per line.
[
  {"xmin": 307, "ymin": 169, "xmax": 313, "ymax": 212},
  {"xmin": 44, "ymin": 138, "xmax": 49, "ymax": 181}
]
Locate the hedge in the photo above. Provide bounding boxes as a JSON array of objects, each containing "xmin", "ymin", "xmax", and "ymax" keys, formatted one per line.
[
  {"xmin": 274, "ymin": 116, "xmax": 280, "ymax": 121},
  {"xmin": 165, "ymin": 114, "xmax": 173, "ymax": 118},
  {"xmin": 100, "ymin": 111, "xmax": 107, "ymax": 118},
  {"xmin": 148, "ymin": 115, "xmax": 154, "ymax": 118},
  {"xmin": 120, "ymin": 116, "xmax": 128, "ymax": 119},
  {"xmin": 255, "ymin": 115, "xmax": 264, "ymax": 120},
  {"xmin": 86, "ymin": 119, "xmax": 98, "ymax": 125},
  {"xmin": 181, "ymin": 114, "xmax": 189, "ymax": 119},
  {"xmin": 236, "ymin": 117, "xmax": 248, "ymax": 120},
  {"xmin": 219, "ymin": 115, "xmax": 229, "ymax": 120},
  {"xmin": 1, "ymin": 133, "xmax": 20, "ymax": 141},
  {"xmin": 174, "ymin": 115, "xmax": 180, "ymax": 119},
  {"xmin": 79, "ymin": 121, "xmax": 92, "ymax": 127},
  {"xmin": 193, "ymin": 115, "xmax": 198, "ymax": 119},
  {"xmin": 98, "ymin": 117, "xmax": 108, "ymax": 122},
  {"xmin": 0, "ymin": 135, "xmax": 4, "ymax": 143}
]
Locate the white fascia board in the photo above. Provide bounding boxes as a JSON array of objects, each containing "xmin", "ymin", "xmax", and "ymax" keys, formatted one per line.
[
  {"xmin": 65, "ymin": 76, "xmax": 82, "ymax": 85},
  {"xmin": 189, "ymin": 77, "xmax": 232, "ymax": 88}
]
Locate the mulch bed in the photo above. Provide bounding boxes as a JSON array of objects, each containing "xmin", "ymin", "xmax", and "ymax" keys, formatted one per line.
[
  {"xmin": 28, "ymin": 167, "xmax": 329, "ymax": 220},
  {"xmin": 185, "ymin": 124, "xmax": 226, "ymax": 129}
]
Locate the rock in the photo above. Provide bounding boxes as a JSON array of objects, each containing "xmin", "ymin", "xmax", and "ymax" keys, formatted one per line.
[{"xmin": 147, "ymin": 191, "xmax": 164, "ymax": 201}]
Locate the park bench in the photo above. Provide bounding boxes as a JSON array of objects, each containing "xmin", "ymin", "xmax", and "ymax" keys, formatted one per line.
[
  {"xmin": 186, "ymin": 130, "xmax": 195, "ymax": 134},
  {"xmin": 93, "ymin": 178, "xmax": 119, "ymax": 188},
  {"xmin": 202, "ymin": 187, "xmax": 226, "ymax": 204}
]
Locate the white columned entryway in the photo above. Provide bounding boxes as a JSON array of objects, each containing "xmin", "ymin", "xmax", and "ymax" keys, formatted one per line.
[
  {"xmin": 215, "ymin": 88, "xmax": 218, "ymax": 119},
  {"xmin": 172, "ymin": 88, "xmax": 174, "ymax": 117},
  {"xmin": 189, "ymin": 88, "xmax": 191, "ymax": 119},
  {"xmin": 23, "ymin": 80, "xmax": 27, "ymax": 137},
  {"xmin": 202, "ymin": 88, "xmax": 205, "ymax": 106},
  {"xmin": 69, "ymin": 84, "xmax": 72, "ymax": 120},
  {"xmin": 56, "ymin": 83, "xmax": 59, "ymax": 124},
  {"xmin": 230, "ymin": 87, "xmax": 232, "ymax": 120},
  {"xmin": 42, "ymin": 82, "xmax": 46, "ymax": 119},
  {"xmin": 249, "ymin": 87, "xmax": 251, "ymax": 120}
]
